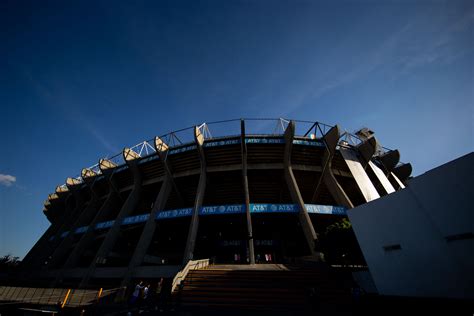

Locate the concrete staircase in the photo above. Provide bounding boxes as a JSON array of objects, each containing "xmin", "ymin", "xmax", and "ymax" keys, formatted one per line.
[{"xmin": 174, "ymin": 264, "xmax": 352, "ymax": 313}]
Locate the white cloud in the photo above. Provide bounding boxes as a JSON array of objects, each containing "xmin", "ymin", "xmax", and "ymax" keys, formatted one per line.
[{"xmin": 0, "ymin": 174, "xmax": 16, "ymax": 187}]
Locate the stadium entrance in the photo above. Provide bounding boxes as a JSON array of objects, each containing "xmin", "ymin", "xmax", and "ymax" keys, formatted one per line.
[{"xmin": 252, "ymin": 213, "xmax": 310, "ymax": 263}]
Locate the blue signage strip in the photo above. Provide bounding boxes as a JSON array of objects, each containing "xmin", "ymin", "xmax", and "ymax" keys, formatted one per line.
[
  {"xmin": 249, "ymin": 204, "xmax": 299, "ymax": 213},
  {"xmin": 169, "ymin": 145, "xmax": 197, "ymax": 155},
  {"xmin": 68, "ymin": 203, "xmax": 346, "ymax": 236},
  {"xmin": 292, "ymin": 139, "xmax": 325, "ymax": 147},
  {"xmin": 139, "ymin": 154, "xmax": 159, "ymax": 164},
  {"xmin": 95, "ymin": 220, "xmax": 115, "ymax": 230},
  {"xmin": 114, "ymin": 138, "xmax": 325, "ymax": 173},
  {"xmin": 156, "ymin": 208, "xmax": 193, "ymax": 220},
  {"xmin": 74, "ymin": 226, "xmax": 88, "ymax": 234},
  {"xmin": 116, "ymin": 165, "xmax": 128, "ymax": 172},
  {"xmin": 204, "ymin": 139, "xmax": 240, "ymax": 148},
  {"xmin": 305, "ymin": 204, "xmax": 346, "ymax": 215},
  {"xmin": 245, "ymin": 138, "xmax": 285, "ymax": 144},
  {"xmin": 200, "ymin": 204, "xmax": 245, "ymax": 215},
  {"xmin": 122, "ymin": 214, "xmax": 150, "ymax": 225}
]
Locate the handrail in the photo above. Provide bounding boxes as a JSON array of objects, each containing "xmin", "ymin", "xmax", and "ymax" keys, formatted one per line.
[
  {"xmin": 0, "ymin": 286, "xmax": 122, "ymax": 307},
  {"xmin": 171, "ymin": 259, "xmax": 210, "ymax": 293}
]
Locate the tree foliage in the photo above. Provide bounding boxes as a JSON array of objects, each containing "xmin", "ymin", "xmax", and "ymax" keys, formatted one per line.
[
  {"xmin": 324, "ymin": 217, "xmax": 352, "ymax": 235},
  {"xmin": 0, "ymin": 254, "xmax": 21, "ymax": 271}
]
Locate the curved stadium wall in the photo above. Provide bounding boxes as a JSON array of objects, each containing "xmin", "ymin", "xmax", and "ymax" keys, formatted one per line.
[{"xmin": 20, "ymin": 118, "xmax": 412, "ymax": 288}]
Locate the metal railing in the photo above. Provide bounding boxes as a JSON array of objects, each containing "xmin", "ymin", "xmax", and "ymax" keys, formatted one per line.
[
  {"xmin": 57, "ymin": 118, "xmax": 403, "ymax": 185},
  {"xmin": 172, "ymin": 259, "xmax": 210, "ymax": 293},
  {"xmin": 0, "ymin": 286, "xmax": 121, "ymax": 308}
]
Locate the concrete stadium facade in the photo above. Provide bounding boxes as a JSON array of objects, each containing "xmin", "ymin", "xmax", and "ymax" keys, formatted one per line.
[{"xmin": 20, "ymin": 118, "xmax": 411, "ymax": 289}]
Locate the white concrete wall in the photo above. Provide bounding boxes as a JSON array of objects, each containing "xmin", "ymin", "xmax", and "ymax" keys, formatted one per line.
[{"xmin": 348, "ymin": 153, "xmax": 473, "ymax": 299}]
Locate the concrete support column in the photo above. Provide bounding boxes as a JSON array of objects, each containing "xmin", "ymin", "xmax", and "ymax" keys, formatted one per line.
[
  {"xmin": 33, "ymin": 179, "xmax": 86, "ymax": 269},
  {"xmin": 21, "ymin": 193, "xmax": 69, "ymax": 269},
  {"xmin": 183, "ymin": 126, "xmax": 207, "ymax": 264},
  {"xmin": 54, "ymin": 161, "xmax": 120, "ymax": 285},
  {"xmin": 379, "ymin": 150, "xmax": 406, "ymax": 189},
  {"xmin": 47, "ymin": 170, "xmax": 102, "ymax": 270},
  {"xmin": 241, "ymin": 119, "xmax": 255, "ymax": 264},
  {"xmin": 393, "ymin": 163, "xmax": 412, "ymax": 186},
  {"xmin": 312, "ymin": 125, "xmax": 354, "ymax": 209},
  {"xmin": 283, "ymin": 121, "xmax": 320, "ymax": 259},
  {"xmin": 120, "ymin": 137, "xmax": 174, "ymax": 287},
  {"xmin": 340, "ymin": 146, "xmax": 380, "ymax": 202},
  {"xmin": 356, "ymin": 137, "xmax": 378, "ymax": 169},
  {"xmin": 357, "ymin": 138, "xmax": 397, "ymax": 196},
  {"xmin": 79, "ymin": 149, "xmax": 143, "ymax": 288}
]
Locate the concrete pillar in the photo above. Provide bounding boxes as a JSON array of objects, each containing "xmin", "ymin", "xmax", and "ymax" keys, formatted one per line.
[
  {"xmin": 283, "ymin": 121, "xmax": 320, "ymax": 259},
  {"xmin": 378, "ymin": 150, "xmax": 406, "ymax": 189},
  {"xmin": 393, "ymin": 163, "xmax": 412, "ymax": 185},
  {"xmin": 241, "ymin": 119, "xmax": 255, "ymax": 264},
  {"xmin": 120, "ymin": 137, "xmax": 174, "ymax": 288},
  {"xmin": 368, "ymin": 161, "xmax": 396, "ymax": 195},
  {"xmin": 21, "ymin": 192, "xmax": 69, "ymax": 269},
  {"xmin": 54, "ymin": 160, "xmax": 120, "ymax": 285},
  {"xmin": 47, "ymin": 169, "xmax": 102, "ymax": 270},
  {"xmin": 33, "ymin": 179, "xmax": 87, "ymax": 269},
  {"xmin": 311, "ymin": 125, "xmax": 354, "ymax": 209},
  {"xmin": 79, "ymin": 148, "xmax": 143, "ymax": 288},
  {"xmin": 183, "ymin": 126, "xmax": 207, "ymax": 264},
  {"xmin": 356, "ymin": 137, "xmax": 378, "ymax": 169},
  {"xmin": 340, "ymin": 146, "xmax": 380, "ymax": 202}
]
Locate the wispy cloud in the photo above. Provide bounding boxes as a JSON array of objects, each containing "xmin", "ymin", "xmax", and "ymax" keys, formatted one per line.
[
  {"xmin": 0, "ymin": 174, "xmax": 16, "ymax": 187},
  {"xmin": 82, "ymin": 120, "xmax": 119, "ymax": 154},
  {"xmin": 395, "ymin": 9, "xmax": 474, "ymax": 76},
  {"xmin": 254, "ymin": 8, "xmax": 474, "ymax": 117},
  {"xmin": 22, "ymin": 69, "xmax": 119, "ymax": 154}
]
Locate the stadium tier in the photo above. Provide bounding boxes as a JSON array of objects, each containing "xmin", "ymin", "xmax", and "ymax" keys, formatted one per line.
[{"xmin": 20, "ymin": 118, "xmax": 411, "ymax": 289}]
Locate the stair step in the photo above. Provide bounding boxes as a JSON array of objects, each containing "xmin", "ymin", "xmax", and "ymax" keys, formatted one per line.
[
  {"xmin": 180, "ymin": 286, "xmax": 349, "ymax": 295},
  {"xmin": 175, "ymin": 264, "xmax": 352, "ymax": 311},
  {"xmin": 179, "ymin": 301, "xmax": 307, "ymax": 311}
]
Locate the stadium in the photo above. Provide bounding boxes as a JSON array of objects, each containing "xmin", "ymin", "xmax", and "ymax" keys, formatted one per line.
[{"xmin": 12, "ymin": 118, "xmax": 413, "ymax": 311}]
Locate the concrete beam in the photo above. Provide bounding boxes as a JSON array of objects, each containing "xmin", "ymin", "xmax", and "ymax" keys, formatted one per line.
[
  {"xmin": 368, "ymin": 161, "xmax": 396, "ymax": 195},
  {"xmin": 283, "ymin": 121, "xmax": 320, "ymax": 259},
  {"xmin": 377, "ymin": 150, "xmax": 406, "ymax": 189},
  {"xmin": 47, "ymin": 171, "xmax": 103, "ymax": 275},
  {"xmin": 356, "ymin": 137, "xmax": 378, "ymax": 169},
  {"xmin": 241, "ymin": 119, "xmax": 255, "ymax": 264},
  {"xmin": 120, "ymin": 142, "xmax": 173, "ymax": 287},
  {"xmin": 20, "ymin": 211, "xmax": 67, "ymax": 271},
  {"xmin": 81, "ymin": 168, "xmax": 97, "ymax": 184},
  {"xmin": 31, "ymin": 179, "xmax": 86, "ymax": 269},
  {"xmin": 340, "ymin": 147, "xmax": 380, "ymax": 202},
  {"xmin": 154, "ymin": 136, "xmax": 184, "ymax": 206},
  {"xmin": 54, "ymin": 166, "xmax": 120, "ymax": 285},
  {"xmin": 20, "ymin": 191, "xmax": 69, "ymax": 269},
  {"xmin": 79, "ymin": 148, "xmax": 143, "ymax": 288},
  {"xmin": 378, "ymin": 150, "xmax": 400, "ymax": 174},
  {"xmin": 183, "ymin": 126, "xmax": 207, "ymax": 264},
  {"xmin": 99, "ymin": 158, "xmax": 117, "ymax": 172},
  {"xmin": 393, "ymin": 163, "xmax": 412, "ymax": 184},
  {"xmin": 311, "ymin": 125, "xmax": 354, "ymax": 208}
]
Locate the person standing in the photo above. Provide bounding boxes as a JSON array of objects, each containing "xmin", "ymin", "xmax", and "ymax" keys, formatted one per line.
[
  {"xmin": 129, "ymin": 280, "xmax": 144, "ymax": 305},
  {"xmin": 155, "ymin": 278, "xmax": 164, "ymax": 312}
]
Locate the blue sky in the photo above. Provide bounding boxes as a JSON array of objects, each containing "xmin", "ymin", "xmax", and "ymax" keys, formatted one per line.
[{"xmin": 0, "ymin": 0, "xmax": 472, "ymax": 258}]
